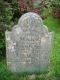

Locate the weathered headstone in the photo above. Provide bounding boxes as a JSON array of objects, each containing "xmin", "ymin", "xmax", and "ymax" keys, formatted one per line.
[{"xmin": 5, "ymin": 12, "xmax": 54, "ymax": 72}]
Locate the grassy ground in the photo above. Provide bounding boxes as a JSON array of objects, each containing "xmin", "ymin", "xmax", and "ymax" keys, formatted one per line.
[
  {"xmin": 0, "ymin": 16, "xmax": 60, "ymax": 80},
  {"xmin": 44, "ymin": 16, "xmax": 60, "ymax": 76}
]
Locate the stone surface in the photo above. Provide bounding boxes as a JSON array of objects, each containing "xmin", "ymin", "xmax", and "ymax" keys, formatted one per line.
[{"xmin": 5, "ymin": 12, "xmax": 54, "ymax": 72}]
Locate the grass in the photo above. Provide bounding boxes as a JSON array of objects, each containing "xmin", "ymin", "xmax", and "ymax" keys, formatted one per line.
[
  {"xmin": 44, "ymin": 16, "xmax": 60, "ymax": 76},
  {"xmin": 0, "ymin": 16, "xmax": 60, "ymax": 80}
]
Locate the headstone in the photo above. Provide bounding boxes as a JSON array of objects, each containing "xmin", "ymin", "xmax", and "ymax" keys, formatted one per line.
[{"xmin": 5, "ymin": 12, "xmax": 54, "ymax": 72}]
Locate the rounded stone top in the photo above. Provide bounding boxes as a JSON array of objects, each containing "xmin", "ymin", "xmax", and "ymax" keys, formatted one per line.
[
  {"xmin": 18, "ymin": 12, "xmax": 43, "ymax": 32},
  {"xmin": 11, "ymin": 12, "xmax": 48, "ymax": 38},
  {"xmin": 18, "ymin": 12, "xmax": 43, "ymax": 24}
]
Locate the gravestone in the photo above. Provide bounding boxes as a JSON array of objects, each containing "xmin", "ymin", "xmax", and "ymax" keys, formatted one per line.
[{"xmin": 5, "ymin": 12, "xmax": 54, "ymax": 72}]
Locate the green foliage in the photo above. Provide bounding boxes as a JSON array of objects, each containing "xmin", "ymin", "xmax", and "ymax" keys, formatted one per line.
[
  {"xmin": 0, "ymin": 31, "xmax": 5, "ymax": 57},
  {"xmin": 0, "ymin": 0, "xmax": 13, "ymax": 31},
  {"xmin": 52, "ymin": 0, "xmax": 60, "ymax": 20}
]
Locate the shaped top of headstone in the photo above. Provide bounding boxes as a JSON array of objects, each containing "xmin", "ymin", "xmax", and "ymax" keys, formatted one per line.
[{"xmin": 12, "ymin": 12, "xmax": 48, "ymax": 37}]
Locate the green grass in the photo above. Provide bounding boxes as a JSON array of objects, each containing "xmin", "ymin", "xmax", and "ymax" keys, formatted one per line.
[
  {"xmin": 44, "ymin": 16, "xmax": 60, "ymax": 76},
  {"xmin": 0, "ymin": 16, "xmax": 60, "ymax": 80}
]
